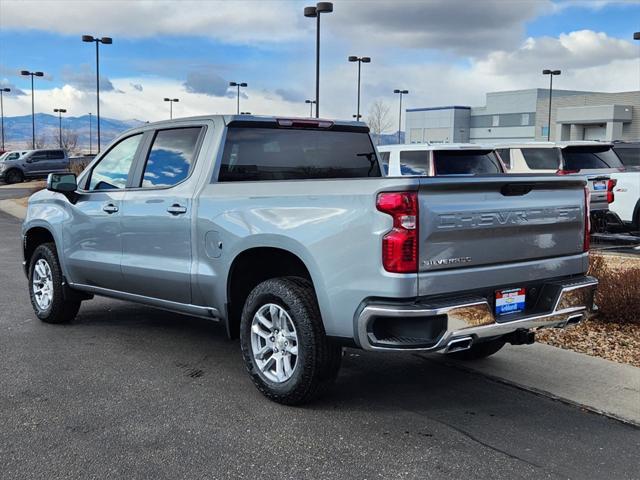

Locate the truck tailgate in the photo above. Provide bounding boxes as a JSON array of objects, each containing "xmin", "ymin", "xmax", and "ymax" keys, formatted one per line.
[{"xmin": 417, "ymin": 176, "xmax": 587, "ymax": 275}]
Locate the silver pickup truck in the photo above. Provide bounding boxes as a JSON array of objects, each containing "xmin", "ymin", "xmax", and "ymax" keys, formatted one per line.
[{"xmin": 22, "ymin": 115, "xmax": 597, "ymax": 404}]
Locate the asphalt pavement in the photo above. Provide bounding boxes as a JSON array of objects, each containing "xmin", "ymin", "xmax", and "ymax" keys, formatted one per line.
[{"xmin": 1, "ymin": 211, "xmax": 638, "ymax": 480}]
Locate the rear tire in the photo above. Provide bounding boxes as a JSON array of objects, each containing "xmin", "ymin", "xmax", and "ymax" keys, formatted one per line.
[
  {"xmin": 240, "ymin": 276, "xmax": 342, "ymax": 405},
  {"xmin": 447, "ymin": 337, "xmax": 505, "ymax": 361},
  {"xmin": 28, "ymin": 242, "xmax": 81, "ymax": 324},
  {"xmin": 5, "ymin": 169, "xmax": 23, "ymax": 184}
]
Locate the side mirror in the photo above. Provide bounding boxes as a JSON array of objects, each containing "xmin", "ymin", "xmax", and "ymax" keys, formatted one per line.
[{"xmin": 47, "ymin": 172, "xmax": 77, "ymax": 194}]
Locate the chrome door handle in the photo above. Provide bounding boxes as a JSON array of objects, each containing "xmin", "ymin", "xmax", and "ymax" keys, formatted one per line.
[
  {"xmin": 167, "ymin": 204, "xmax": 187, "ymax": 215},
  {"xmin": 102, "ymin": 203, "xmax": 119, "ymax": 214}
]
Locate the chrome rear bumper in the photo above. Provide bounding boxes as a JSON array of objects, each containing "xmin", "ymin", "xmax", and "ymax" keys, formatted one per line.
[{"xmin": 356, "ymin": 276, "xmax": 598, "ymax": 352}]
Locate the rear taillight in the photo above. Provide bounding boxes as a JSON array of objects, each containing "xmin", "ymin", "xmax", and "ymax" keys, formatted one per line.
[
  {"xmin": 376, "ymin": 192, "xmax": 418, "ymax": 273},
  {"xmin": 557, "ymin": 169, "xmax": 580, "ymax": 175},
  {"xmin": 584, "ymin": 186, "xmax": 590, "ymax": 252},
  {"xmin": 606, "ymin": 179, "xmax": 617, "ymax": 204}
]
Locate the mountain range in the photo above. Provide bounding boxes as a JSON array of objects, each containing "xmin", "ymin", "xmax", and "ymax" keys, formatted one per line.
[{"xmin": 1, "ymin": 114, "xmax": 145, "ymax": 150}]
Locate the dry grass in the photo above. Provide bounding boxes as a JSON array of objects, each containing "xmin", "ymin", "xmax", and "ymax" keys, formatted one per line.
[
  {"xmin": 69, "ymin": 160, "xmax": 89, "ymax": 177},
  {"xmin": 589, "ymin": 254, "xmax": 640, "ymax": 325}
]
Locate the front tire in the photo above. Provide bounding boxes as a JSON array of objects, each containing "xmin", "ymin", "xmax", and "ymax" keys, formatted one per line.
[
  {"xmin": 5, "ymin": 169, "xmax": 24, "ymax": 184},
  {"xmin": 29, "ymin": 242, "xmax": 81, "ymax": 324},
  {"xmin": 240, "ymin": 277, "xmax": 342, "ymax": 405}
]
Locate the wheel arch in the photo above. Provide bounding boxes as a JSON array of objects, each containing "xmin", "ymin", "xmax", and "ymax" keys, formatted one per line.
[
  {"xmin": 225, "ymin": 246, "xmax": 316, "ymax": 339},
  {"xmin": 23, "ymin": 225, "xmax": 60, "ymax": 275}
]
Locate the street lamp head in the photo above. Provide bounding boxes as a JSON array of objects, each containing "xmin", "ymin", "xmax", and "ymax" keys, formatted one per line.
[
  {"xmin": 82, "ymin": 35, "xmax": 95, "ymax": 42},
  {"xmin": 542, "ymin": 69, "xmax": 551, "ymax": 75},
  {"xmin": 361, "ymin": 57, "xmax": 371, "ymax": 63},
  {"xmin": 402, "ymin": 90, "xmax": 409, "ymax": 94},
  {"xmin": 304, "ymin": 6, "xmax": 317, "ymax": 17},
  {"xmin": 229, "ymin": 81, "xmax": 238, "ymax": 87},
  {"xmin": 20, "ymin": 70, "xmax": 30, "ymax": 76},
  {"xmin": 35, "ymin": 72, "xmax": 44, "ymax": 77},
  {"xmin": 240, "ymin": 83, "xmax": 247, "ymax": 87},
  {"xmin": 100, "ymin": 37, "xmax": 113, "ymax": 44},
  {"xmin": 164, "ymin": 98, "xmax": 170, "ymax": 101},
  {"xmin": 1, "ymin": 88, "xmax": 10, "ymax": 93},
  {"xmin": 552, "ymin": 70, "xmax": 561, "ymax": 75},
  {"xmin": 173, "ymin": 98, "xmax": 179, "ymax": 102},
  {"xmin": 316, "ymin": 2, "xmax": 333, "ymax": 13},
  {"xmin": 393, "ymin": 89, "xmax": 400, "ymax": 94},
  {"xmin": 634, "ymin": 32, "xmax": 640, "ymax": 40},
  {"xmin": 348, "ymin": 56, "xmax": 358, "ymax": 62}
]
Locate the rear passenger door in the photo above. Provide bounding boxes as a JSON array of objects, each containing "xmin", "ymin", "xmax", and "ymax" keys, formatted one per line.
[
  {"xmin": 47, "ymin": 150, "xmax": 68, "ymax": 173},
  {"xmin": 119, "ymin": 125, "xmax": 205, "ymax": 304}
]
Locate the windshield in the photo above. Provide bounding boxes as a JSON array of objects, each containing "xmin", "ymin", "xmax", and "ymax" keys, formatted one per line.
[
  {"xmin": 562, "ymin": 145, "xmax": 624, "ymax": 170},
  {"xmin": 521, "ymin": 148, "xmax": 561, "ymax": 170},
  {"xmin": 434, "ymin": 150, "xmax": 502, "ymax": 175}
]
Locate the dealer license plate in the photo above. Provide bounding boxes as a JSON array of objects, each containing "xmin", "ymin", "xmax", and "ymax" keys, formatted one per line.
[
  {"xmin": 592, "ymin": 180, "xmax": 606, "ymax": 191},
  {"xmin": 495, "ymin": 288, "xmax": 526, "ymax": 316}
]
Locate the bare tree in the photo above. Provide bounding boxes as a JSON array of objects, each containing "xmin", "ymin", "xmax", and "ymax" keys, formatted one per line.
[
  {"xmin": 25, "ymin": 133, "xmax": 48, "ymax": 149},
  {"xmin": 61, "ymin": 129, "xmax": 79, "ymax": 154},
  {"xmin": 366, "ymin": 100, "xmax": 393, "ymax": 145}
]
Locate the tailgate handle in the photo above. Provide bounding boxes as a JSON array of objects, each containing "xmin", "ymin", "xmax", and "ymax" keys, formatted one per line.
[{"xmin": 501, "ymin": 184, "xmax": 533, "ymax": 196}]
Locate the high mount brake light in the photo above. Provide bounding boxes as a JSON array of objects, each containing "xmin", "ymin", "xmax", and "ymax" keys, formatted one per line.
[
  {"xmin": 376, "ymin": 192, "xmax": 418, "ymax": 273},
  {"xmin": 276, "ymin": 118, "xmax": 334, "ymax": 129},
  {"xmin": 557, "ymin": 169, "xmax": 580, "ymax": 175}
]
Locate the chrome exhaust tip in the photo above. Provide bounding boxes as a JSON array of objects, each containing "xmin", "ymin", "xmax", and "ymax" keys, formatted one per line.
[
  {"xmin": 444, "ymin": 336, "xmax": 473, "ymax": 354},
  {"xmin": 565, "ymin": 314, "xmax": 583, "ymax": 328}
]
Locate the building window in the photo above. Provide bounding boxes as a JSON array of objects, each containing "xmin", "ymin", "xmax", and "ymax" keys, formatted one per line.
[
  {"xmin": 521, "ymin": 113, "xmax": 530, "ymax": 126},
  {"xmin": 492, "ymin": 115, "xmax": 499, "ymax": 127},
  {"xmin": 541, "ymin": 126, "xmax": 549, "ymax": 138}
]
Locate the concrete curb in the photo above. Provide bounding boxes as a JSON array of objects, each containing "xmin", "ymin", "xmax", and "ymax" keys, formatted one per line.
[
  {"xmin": 424, "ymin": 342, "xmax": 640, "ymax": 427},
  {"xmin": 0, "ymin": 199, "xmax": 27, "ymax": 220}
]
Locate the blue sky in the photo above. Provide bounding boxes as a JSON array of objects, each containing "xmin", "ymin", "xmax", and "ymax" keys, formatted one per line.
[{"xmin": 1, "ymin": 0, "xmax": 638, "ymax": 125}]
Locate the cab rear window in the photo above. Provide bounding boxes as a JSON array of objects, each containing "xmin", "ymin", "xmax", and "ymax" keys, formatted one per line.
[
  {"xmin": 434, "ymin": 150, "xmax": 502, "ymax": 175},
  {"xmin": 521, "ymin": 148, "xmax": 561, "ymax": 170},
  {"xmin": 218, "ymin": 127, "xmax": 380, "ymax": 181}
]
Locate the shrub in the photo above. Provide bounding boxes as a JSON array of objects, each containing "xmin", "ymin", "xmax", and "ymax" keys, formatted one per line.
[
  {"xmin": 588, "ymin": 254, "xmax": 640, "ymax": 325},
  {"xmin": 69, "ymin": 160, "xmax": 89, "ymax": 177}
]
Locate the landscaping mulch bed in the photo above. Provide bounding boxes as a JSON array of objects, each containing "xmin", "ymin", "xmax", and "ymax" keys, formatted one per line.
[
  {"xmin": 537, "ymin": 253, "xmax": 640, "ymax": 368},
  {"xmin": 537, "ymin": 319, "xmax": 640, "ymax": 367}
]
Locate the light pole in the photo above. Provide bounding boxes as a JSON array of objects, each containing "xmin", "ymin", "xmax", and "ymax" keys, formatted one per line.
[
  {"xmin": 0, "ymin": 87, "xmax": 10, "ymax": 151},
  {"xmin": 53, "ymin": 108, "xmax": 67, "ymax": 148},
  {"xmin": 305, "ymin": 99, "xmax": 316, "ymax": 118},
  {"xmin": 88, "ymin": 113, "xmax": 92, "ymax": 154},
  {"xmin": 393, "ymin": 89, "xmax": 408, "ymax": 144},
  {"xmin": 164, "ymin": 98, "xmax": 179, "ymax": 119},
  {"xmin": 229, "ymin": 82, "xmax": 247, "ymax": 114},
  {"xmin": 348, "ymin": 56, "xmax": 370, "ymax": 121},
  {"xmin": 542, "ymin": 69, "xmax": 561, "ymax": 141},
  {"xmin": 304, "ymin": 2, "xmax": 333, "ymax": 118},
  {"xmin": 82, "ymin": 35, "xmax": 112, "ymax": 153},
  {"xmin": 20, "ymin": 70, "xmax": 44, "ymax": 149}
]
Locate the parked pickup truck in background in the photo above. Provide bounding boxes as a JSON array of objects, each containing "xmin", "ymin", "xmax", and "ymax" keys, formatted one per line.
[
  {"xmin": 22, "ymin": 115, "xmax": 597, "ymax": 404},
  {"xmin": 377, "ymin": 143, "xmax": 506, "ymax": 176},
  {"xmin": 0, "ymin": 148, "xmax": 69, "ymax": 184}
]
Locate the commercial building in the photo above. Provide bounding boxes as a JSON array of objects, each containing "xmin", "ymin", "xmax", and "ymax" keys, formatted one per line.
[{"xmin": 405, "ymin": 89, "xmax": 640, "ymax": 144}]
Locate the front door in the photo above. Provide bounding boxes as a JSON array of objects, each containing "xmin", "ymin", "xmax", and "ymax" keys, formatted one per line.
[
  {"xmin": 63, "ymin": 133, "xmax": 144, "ymax": 291},
  {"xmin": 120, "ymin": 126, "xmax": 204, "ymax": 304}
]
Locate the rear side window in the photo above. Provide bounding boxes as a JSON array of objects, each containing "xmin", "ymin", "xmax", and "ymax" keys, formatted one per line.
[
  {"xmin": 614, "ymin": 145, "xmax": 640, "ymax": 167},
  {"xmin": 521, "ymin": 148, "xmax": 560, "ymax": 170},
  {"xmin": 47, "ymin": 150, "xmax": 65, "ymax": 159},
  {"xmin": 496, "ymin": 148, "xmax": 511, "ymax": 168},
  {"xmin": 218, "ymin": 128, "xmax": 380, "ymax": 181},
  {"xmin": 379, "ymin": 151, "xmax": 390, "ymax": 175},
  {"xmin": 562, "ymin": 146, "xmax": 624, "ymax": 170},
  {"xmin": 399, "ymin": 150, "xmax": 429, "ymax": 176},
  {"xmin": 434, "ymin": 150, "xmax": 502, "ymax": 175},
  {"xmin": 88, "ymin": 134, "xmax": 143, "ymax": 190},
  {"xmin": 140, "ymin": 127, "xmax": 202, "ymax": 188}
]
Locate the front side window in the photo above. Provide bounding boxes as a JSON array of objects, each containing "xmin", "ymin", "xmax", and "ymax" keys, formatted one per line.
[
  {"xmin": 218, "ymin": 127, "xmax": 380, "ymax": 181},
  {"xmin": 434, "ymin": 150, "xmax": 502, "ymax": 175},
  {"xmin": 521, "ymin": 148, "xmax": 561, "ymax": 170},
  {"xmin": 140, "ymin": 127, "xmax": 202, "ymax": 188},
  {"xmin": 88, "ymin": 134, "xmax": 143, "ymax": 190},
  {"xmin": 30, "ymin": 152, "xmax": 48, "ymax": 162},
  {"xmin": 399, "ymin": 150, "xmax": 429, "ymax": 176},
  {"xmin": 562, "ymin": 146, "xmax": 624, "ymax": 170}
]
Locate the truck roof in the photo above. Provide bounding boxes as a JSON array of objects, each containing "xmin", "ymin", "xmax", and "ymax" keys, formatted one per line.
[
  {"xmin": 377, "ymin": 143, "xmax": 494, "ymax": 152},
  {"xmin": 491, "ymin": 140, "xmax": 614, "ymax": 149}
]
